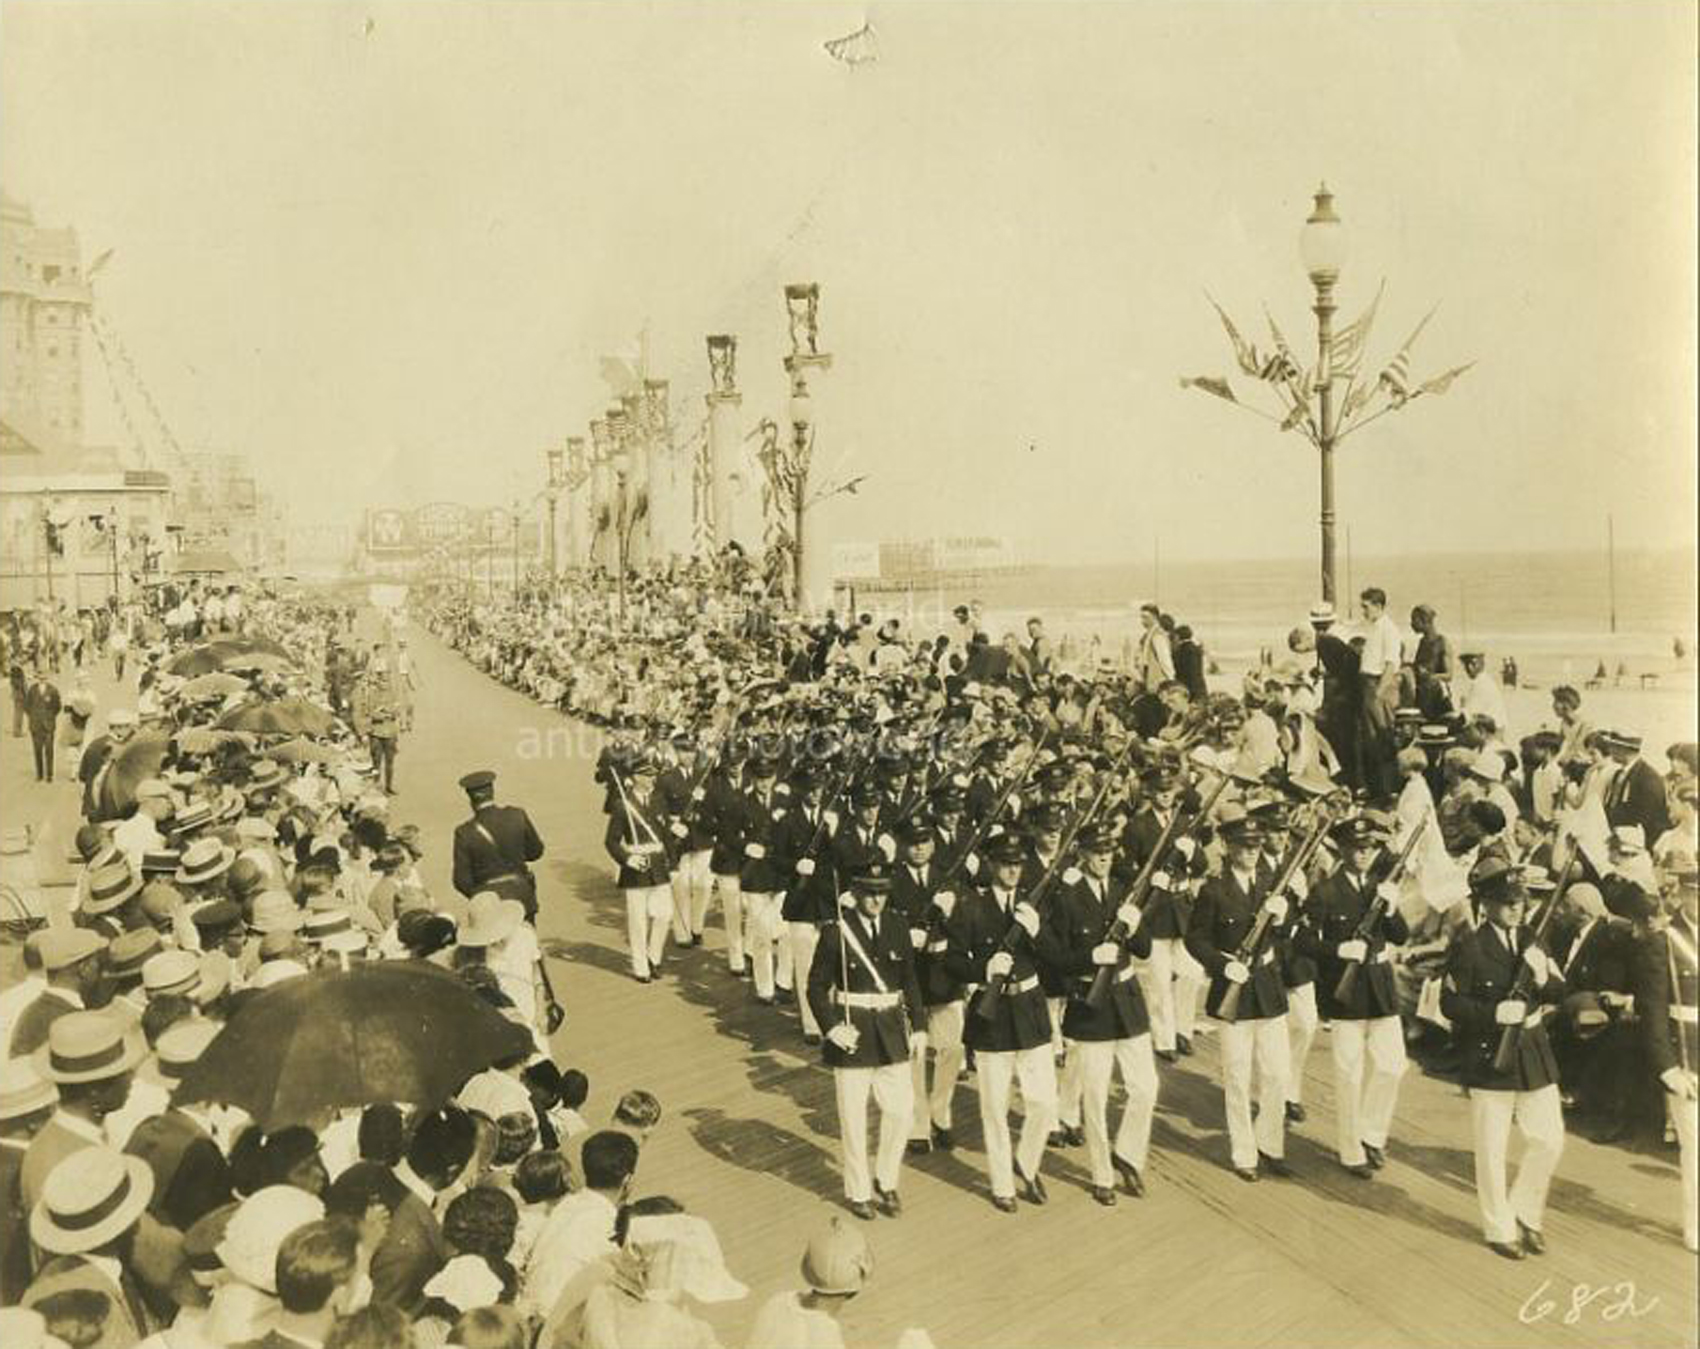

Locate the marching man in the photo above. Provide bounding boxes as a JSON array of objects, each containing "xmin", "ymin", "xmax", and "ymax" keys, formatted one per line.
[
  {"xmin": 1442, "ymin": 856, "xmax": 1568, "ymax": 1260},
  {"xmin": 1035, "ymin": 822, "xmax": 1159, "ymax": 1205},
  {"xmin": 806, "ymin": 860, "xmax": 923, "ymax": 1222},
  {"xmin": 604, "ymin": 753, "xmax": 676, "ymax": 984},
  {"xmin": 1302, "ymin": 815, "xmax": 1411, "ymax": 1179},
  {"xmin": 1637, "ymin": 855, "xmax": 1698, "ymax": 1253}
]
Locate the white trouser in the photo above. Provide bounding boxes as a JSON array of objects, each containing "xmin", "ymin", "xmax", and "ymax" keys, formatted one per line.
[
  {"xmin": 1468, "ymin": 1084, "xmax": 1565, "ymax": 1244},
  {"xmin": 788, "ymin": 922, "xmax": 822, "ymax": 1035},
  {"xmin": 716, "ymin": 873, "xmax": 745, "ymax": 972},
  {"xmin": 1330, "ymin": 1015, "xmax": 1408, "ymax": 1165},
  {"xmin": 1047, "ymin": 996, "xmax": 1067, "ymax": 1060},
  {"xmin": 742, "ymin": 891, "xmax": 781, "ymax": 998},
  {"xmin": 670, "ymin": 849, "xmax": 711, "ymax": 941},
  {"xmin": 835, "ymin": 1062, "xmax": 913, "ymax": 1202},
  {"xmin": 1143, "ymin": 937, "xmax": 1204, "ymax": 1052},
  {"xmin": 1070, "ymin": 1034, "xmax": 1159, "ymax": 1187},
  {"xmin": 908, "ymin": 1002, "xmax": 965, "ymax": 1135},
  {"xmin": 1286, "ymin": 982, "xmax": 1320, "ymax": 1106},
  {"xmin": 1218, "ymin": 1014, "xmax": 1290, "ymax": 1169},
  {"xmin": 1670, "ymin": 1086, "xmax": 1698, "ymax": 1253},
  {"xmin": 623, "ymin": 884, "xmax": 671, "ymax": 980},
  {"xmin": 976, "ymin": 1045, "xmax": 1058, "ymax": 1200}
]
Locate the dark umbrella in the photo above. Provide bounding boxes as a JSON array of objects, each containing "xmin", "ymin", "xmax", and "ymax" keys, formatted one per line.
[
  {"xmin": 97, "ymin": 731, "xmax": 171, "ymax": 820},
  {"xmin": 167, "ymin": 638, "xmax": 298, "ymax": 677},
  {"xmin": 216, "ymin": 696, "xmax": 337, "ymax": 737},
  {"xmin": 270, "ymin": 736, "xmax": 346, "ymax": 765},
  {"xmin": 173, "ymin": 962, "xmax": 532, "ymax": 1129}
]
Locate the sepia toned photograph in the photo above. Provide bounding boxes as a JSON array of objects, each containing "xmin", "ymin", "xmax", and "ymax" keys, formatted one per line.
[{"xmin": 0, "ymin": 3, "xmax": 1694, "ymax": 1347}]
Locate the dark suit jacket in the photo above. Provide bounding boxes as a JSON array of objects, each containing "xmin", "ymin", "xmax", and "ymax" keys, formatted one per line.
[
  {"xmin": 806, "ymin": 908, "xmax": 922, "ymax": 1068},
  {"xmin": 1606, "ymin": 759, "xmax": 1672, "ymax": 849},
  {"xmin": 1034, "ymin": 874, "xmax": 1152, "ymax": 1041},
  {"xmin": 1300, "ymin": 868, "xmax": 1410, "ymax": 1020},
  {"xmin": 603, "ymin": 792, "xmax": 676, "ymax": 888},
  {"xmin": 942, "ymin": 888, "xmax": 1052, "ymax": 1052},
  {"xmin": 1186, "ymin": 870, "xmax": 1288, "ymax": 1022},
  {"xmin": 23, "ymin": 681, "xmax": 60, "ymax": 735},
  {"xmin": 0, "ymin": 1140, "xmax": 29, "ymax": 1306},
  {"xmin": 451, "ymin": 803, "xmax": 544, "ymax": 898},
  {"xmin": 1441, "ymin": 922, "xmax": 1567, "ymax": 1091},
  {"xmin": 369, "ymin": 1190, "xmax": 446, "ymax": 1313},
  {"xmin": 891, "ymin": 859, "xmax": 961, "ymax": 1006},
  {"xmin": 125, "ymin": 1109, "xmax": 232, "ymax": 1231},
  {"xmin": 778, "ymin": 802, "xmax": 838, "ymax": 923},
  {"xmin": 1635, "ymin": 915, "xmax": 1699, "ymax": 1078}
]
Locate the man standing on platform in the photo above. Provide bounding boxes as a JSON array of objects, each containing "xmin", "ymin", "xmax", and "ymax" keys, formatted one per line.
[
  {"xmin": 807, "ymin": 862, "xmax": 922, "ymax": 1222},
  {"xmin": 452, "ymin": 770, "xmax": 545, "ymax": 922},
  {"xmin": 1441, "ymin": 857, "xmax": 1568, "ymax": 1260},
  {"xmin": 1356, "ymin": 588, "xmax": 1402, "ymax": 796},
  {"xmin": 944, "ymin": 833, "xmax": 1056, "ymax": 1213}
]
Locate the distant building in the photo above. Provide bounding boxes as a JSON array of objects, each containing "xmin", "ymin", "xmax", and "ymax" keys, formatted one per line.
[
  {"xmin": 0, "ymin": 192, "xmax": 91, "ymax": 452},
  {"xmin": 166, "ymin": 448, "xmax": 282, "ymax": 571}
]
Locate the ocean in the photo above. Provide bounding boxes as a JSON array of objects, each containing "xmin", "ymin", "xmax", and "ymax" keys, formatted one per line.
[{"xmin": 842, "ymin": 546, "xmax": 1699, "ymax": 687}]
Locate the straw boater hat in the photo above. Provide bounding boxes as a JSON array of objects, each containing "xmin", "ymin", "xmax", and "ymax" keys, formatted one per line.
[
  {"xmin": 30, "ymin": 1146, "xmax": 154, "ymax": 1255},
  {"xmin": 457, "ymin": 892, "xmax": 525, "ymax": 948},
  {"xmin": 177, "ymin": 837, "xmax": 236, "ymax": 886},
  {"xmin": 245, "ymin": 759, "xmax": 288, "ymax": 792},
  {"xmin": 37, "ymin": 928, "xmax": 107, "ymax": 974},
  {"xmin": 83, "ymin": 855, "xmax": 145, "ymax": 916},
  {"xmin": 303, "ymin": 908, "xmax": 366, "ymax": 953},
  {"xmin": 140, "ymin": 848, "xmax": 182, "ymax": 878},
  {"xmin": 802, "ymin": 1216, "xmax": 873, "ymax": 1296},
  {"xmin": 32, "ymin": 1012, "xmax": 146, "ymax": 1086},
  {"xmin": 142, "ymin": 949, "xmax": 204, "ymax": 1001},
  {"xmin": 141, "ymin": 1018, "xmax": 220, "ymax": 1093},
  {"xmin": 0, "ymin": 1058, "xmax": 58, "ymax": 1122},
  {"xmin": 249, "ymin": 890, "xmax": 304, "ymax": 935},
  {"xmin": 106, "ymin": 929, "xmax": 164, "ymax": 985},
  {"xmin": 170, "ymin": 802, "xmax": 216, "ymax": 837}
]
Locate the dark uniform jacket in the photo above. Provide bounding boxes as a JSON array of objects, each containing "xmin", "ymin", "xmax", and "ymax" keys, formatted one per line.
[
  {"xmin": 942, "ymin": 886, "xmax": 1053, "ymax": 1052},
  {"xmin": 703, "ymin": 767, "xmax": 748, "ymax": 878},
  {"xmin": 656, "ymin": 764, "xmax": 715, "ymax": 854},
  {"xmin": 891, "ymin": 858, "xmax": 962, "ymax": 1007},
  {"xmin": 806, "ymin": 907, "xmax": 923, "ymax": 1069},
  {"xmin": 451, "ymin": 803, "xmax": 544, "ymax": 911},
  {"xmin": 1441, "ymin": 921, "xmax": 1568, "ymax": 1091},
  {"xmin": 1636, "ymin": 913, "xmax": 1699, "ymax": 1078},
  {"xmin": 1604, "ymin": 758, "xmax": 1672, "ymax": 850},
  {"xmin": 1300, "ymin": 867, "xmax": 1410, "ymax": 1019},
  {"xmin": 1119, "ymin": 806, "xmax": 1192, "ymax": 939},
  {"xmin": 734, "ymin": 783, "xmax": 790, "ymax": 894},
  {"xmin": 604, "ymin": 791, "xmax": 677, "ymax": 888},
  {"xmin": 1186, "ymin": 869, "xmax": 1288, "ymax": 1022},
  {"xmin": 777, "ymin": 800, "xmax": 837, "ymax": 923},
  {"xmin": 830, "ymin": 816, "xmax": 887, "ymax": 879},
  {"xmin": 1034, "ymin": 872, "xmax": 1152, "ymax": 1041}
]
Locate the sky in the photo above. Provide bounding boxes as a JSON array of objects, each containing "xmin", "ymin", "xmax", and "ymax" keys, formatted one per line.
[{"xmin": 2, "ymin": 1, "xmax": 1695, "ymax": 568}]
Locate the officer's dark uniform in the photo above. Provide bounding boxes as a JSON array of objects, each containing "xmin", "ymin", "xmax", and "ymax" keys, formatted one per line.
[{"xmin": 452, "ymin": 771, "xmax": 544, "ymax": 920}]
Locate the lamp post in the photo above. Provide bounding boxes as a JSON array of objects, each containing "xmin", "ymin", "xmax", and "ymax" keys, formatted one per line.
[
  {"xmin": 511, "ymin": 498, "xmax": 522, "ymax": 595},
  {"xmin": 485, "ymin": 510, "xmax": 496, "ymax": 600},
  {"xmin": 1301, "ymin": 183, "xmax": 1348, "ymax": 605},
  {"xmin": 786, "ymin": 372, "xmax": 813, "ymax": 605},
  {"xmin": 779, "ymin": 282, "xmax": 833, "ymax": 611},
  {"xmin": 611, "ymin": 444, "xmax": 632, "ymax": 625},
  {"xmin": 545, "ymin": 445, "xmax": 564, "ymax": 587}
]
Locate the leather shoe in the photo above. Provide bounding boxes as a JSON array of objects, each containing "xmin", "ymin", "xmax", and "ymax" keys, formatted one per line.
[
  {"xmin": 1015, "ymin": 1165, "xmax": 1048, "ymax": 1206},
  {"xmin": 1285, "ymin": 1101, "xmax": 1307, "ymax": 1124},
  {"xmin": 875, "ymin": 1185, "xmax": 902, "ymax": 1217},
  {"xmin": 1363, "ymin": 1142, "xmax": 1385, "ymax": 1170},
  {"xmin": 1233, "ymin": 1166, "xmax": 1260, "ymax": 1183},
  {"xmin": 1258, "ymin": 1153, "xmax": 1294, "ymax": 1179},
  {"xmin": 847, "ymin": 1199, "xmax": 876, "ymax": 1221},
  {"xmin": 1064, "ymin": 1124, "xmax": 1086, "ymax": 1147},
  {"xmin": 1342, "ymin": 1161, "xmax": 1374, "ymax": 1180},
  {"xmin": 803, "ymin": 1033, "xmax": 821, "ymax": 1047},
  {"xmin": 906, "ymin": 1138, "xmax": 932, "ymax": 1157},
  {"xmin": 1488, "ymin": 1240, "xmax": 1526, "ymax": 1261},
  {"xmin": 991, "ymin": 1194, "xmax": 1018, "ymax": 1214},
  {"xmin": 1517, "ymin": 1220, "xmax": 1546, "ymax": 1256},
  {"xmin": 931, "ymin": 1125, "xmax": 954, "ymax": 1152},
  {"xmin": 635, "ymin": 974, "xmax": 653, "ymax": 984},
  {"xmin": 1177, "ymin": 1035, "xmax": 1195, "ymax": 1056},
  {"xmin": 1091, "ymin": 1185, "xmax": 1118, "ymax": 1207},
  {"xmin": 776, "ymin": 988, "xmax": 796, "ymax": 1006},
  {"xmin": 1155, "ymin": 1048, "xmax": 1178, "ymax": 1064},
  {"xmin": 1112, "ymin": 1156, "xmax": 1145, "ymax": 1198}
]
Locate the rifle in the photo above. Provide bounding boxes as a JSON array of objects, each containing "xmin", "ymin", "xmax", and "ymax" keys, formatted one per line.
[
  {"xmin": 933, "ymin": 728, "xmax": 1055, "ymax": 894},
  {"xmin": 1490, "ymin": 850, "xmax": 1579, "ymax": 1075},
  {"xmin": 1332, "ymin": 815, "xmax": 1431, "ymax": 1006},
  {"xmin": 976, "ymin": 732, "xmax": 1140, "ymax": 1022},
  {"xmin": 1218, "ymin": 801, "xmax": 1341, "ymax": 1022},
  {"xmin": 1084, "ymin": 764, "xmax": 1236, "ymax": 1010}
]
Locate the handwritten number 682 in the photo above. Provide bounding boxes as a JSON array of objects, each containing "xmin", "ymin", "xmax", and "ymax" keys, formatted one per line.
[{"xmin": 1519, "ymin": 1279, "xmax": 1660, "ymax": 1326}]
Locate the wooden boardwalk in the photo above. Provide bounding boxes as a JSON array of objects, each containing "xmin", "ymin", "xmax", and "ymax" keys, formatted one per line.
[{"xmin": 4, "ymin": 627, "xmax": 1694, "ymax": 1348}]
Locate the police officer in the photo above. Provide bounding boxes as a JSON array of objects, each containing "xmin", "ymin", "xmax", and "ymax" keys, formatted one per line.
[
  {"xmin": 944, "ymin": 832, "xmax": 1056, "ymax": 1212},
  {"xmin": 451, "ymin": 770, "xmax": 545, "ymax": 922},
  {"xmin": 1035, "ymin": 822, "xmax": 1158, "ymax": 1205},
  {"xmin": 806, "ymin": 861, "xmax": 923, "ymax": 1221},
  {"xmin": 1441, "ymin": 855, "xmax": 1568, "ymax": 1260}
]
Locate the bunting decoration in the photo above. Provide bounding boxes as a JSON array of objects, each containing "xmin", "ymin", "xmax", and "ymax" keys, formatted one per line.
[
  {"xmin": 1371, "ymin": 307, "xmax": 1437, "ymax": 409},
  {"xmin": 1179, "ymin": 375, "xmax": 1238, "ymax": 403}
]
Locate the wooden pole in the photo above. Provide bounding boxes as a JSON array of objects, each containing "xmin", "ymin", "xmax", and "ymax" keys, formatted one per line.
[{"xmin": 1607, "ymin": 513, "xmax": 1618, "ymax": 635}]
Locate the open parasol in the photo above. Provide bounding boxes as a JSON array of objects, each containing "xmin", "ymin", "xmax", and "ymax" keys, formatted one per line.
[
  {"xmin": 167, "ymin": 637, "xmax": 298, "ymax": 678},
  {"xmin": 179, "ymin": 672, "xmax": 250, "ymax": 701},
  {"xmin": 172, "ymin": 962, "xmax": 533, "ymax": 1129},
  {"xmin": 96, "ymin": 732, "xmax": 171, "ymax": 820},
  {"xmin": 269, "ymin": 736, "xmax": 347, "ymax": 766},
  {"xmin": 216, "ymin": 696, "xmax": 337, "ymax": 738}
]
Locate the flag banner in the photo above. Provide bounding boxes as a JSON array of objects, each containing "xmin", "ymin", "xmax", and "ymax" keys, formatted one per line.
[
  {"xmin": 1328, "ymin": 279, "xmax": 1384, "ymax": 381},
  {"xmin": 1210, "ymin": 297, "xmax": 1263, "ymax": 377},
  {"xmin": 1179, "ymin": 375, "xmax": 1237, "ymax": 403}
]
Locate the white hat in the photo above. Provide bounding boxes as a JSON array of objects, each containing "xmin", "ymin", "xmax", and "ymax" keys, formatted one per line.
[
  {"xmin": 456, "ymin": 892, "xmax": 525, "ymax": 948},
  {"xmin": 1307, "ymin": 602, "xmax": 1336, "ymax": 625},
  {"xmin": 251, "ymin": 958, "xmax": 310, "ymax": 989},
  {"xmin": 0, "ymin": 1308, "xmax": 71, "ymax": 1349},
  {"xmin": 1467, "ymin": 750, "xmax": 1505, "ymax": 784},
  {"xmin": 30, "ymin": 1146, "xmax": 154, "ymax": 1254},
  {"xmin": 217, "ymin": 1186, "xmax": 325, "ymax": 1292}
]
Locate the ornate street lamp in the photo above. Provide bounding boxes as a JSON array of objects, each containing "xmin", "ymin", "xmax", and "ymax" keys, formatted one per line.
[
  {"xmin": 1303, "ymin": 183, "xmax": 1348, "ymax": 605},
  {"xmin": 545, "ymin": 444, "xmax": 564, "ymax": 585}
]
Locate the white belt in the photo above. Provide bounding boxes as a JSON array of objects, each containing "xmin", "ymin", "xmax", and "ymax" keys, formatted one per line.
[
  {"xmin": 999, "ymin": 975, "xmax": 1040, "ymax": 995},
  {"xmin": 1256, "ymin": 948, "xmax": 1277, "ymax": 967},
  {"xmin": 1672, "ymin": 1005, "xmax": 1699, "ymax": 1025},
  {"xmin": 1079, "ymin": 964, "xmax": 1140, "ymax": 987},
  {"xmin": 837, "ymin": 991, "xmax": 901, "ymax": 1010},
  {"xmin": 925, "ymin": 939, "xmax": 949, "ymax": 955}
]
